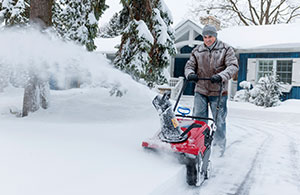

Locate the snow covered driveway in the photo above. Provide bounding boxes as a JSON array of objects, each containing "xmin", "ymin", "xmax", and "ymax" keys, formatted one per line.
[
  {"xmin": 1, "ymin": 87, "xmax": 300, "ymax": 195},
  {"xmin": 158, "ymin": 101, "xmax": 300, "ymax": 195}
]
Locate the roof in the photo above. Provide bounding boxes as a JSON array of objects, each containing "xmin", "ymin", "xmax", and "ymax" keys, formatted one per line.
[
  {"xmin": 95, "ymin": 20, "xmax": 300, "ymax": 54},
  {"xmin": 218, "ymin": 22, "xmax": 300, "ymax": 51},
  {"xmin": 174, "ymin": 19, "xmax": 203, "ymax": 34}
]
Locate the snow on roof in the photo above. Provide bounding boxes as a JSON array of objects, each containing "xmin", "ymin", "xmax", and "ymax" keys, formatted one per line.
[
  {"xmin": 95, "ymin": 21, "xmax": 300, "ymax": 53},
  {"xmin": 95, "ymin": 36, "xmax": 121, "ymax": 53},
  {"xmin": 219, "ymin": 22, "xmax": 300, "ymax": 50},
  {"xmin": 174, "ymin": 19, "xmax": 203, "ymax": 32}
]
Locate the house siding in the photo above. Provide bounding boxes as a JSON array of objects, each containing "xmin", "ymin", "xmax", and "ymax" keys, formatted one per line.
[
  {"xmin": 174, "ymin": 57, "xmax": 195, "ymax": 95},
  {"xmin": 238, "ymin": 52, "xmax": 300, "ymax": 100}
]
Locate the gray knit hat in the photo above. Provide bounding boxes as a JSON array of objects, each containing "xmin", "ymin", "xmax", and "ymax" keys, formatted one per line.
[{"xmin": 202, "ymin": 24, "xmax": 217, "ymax": 38}]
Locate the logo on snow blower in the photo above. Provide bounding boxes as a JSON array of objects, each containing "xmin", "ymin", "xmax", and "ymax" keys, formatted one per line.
[{"xmin": 171, "ymin": 118, "xmax": 179, "ymax": 128}]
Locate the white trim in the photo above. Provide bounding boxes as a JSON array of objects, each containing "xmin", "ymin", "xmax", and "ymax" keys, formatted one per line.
[
  {"xmin": 249, "ymin": 58, "xmax": 296, "ymax": 92},
  {"xmin": 175, "ymin": 19, "xmax": 203, "ymax": 38},
  {"xmin": 246, "ymin": 59, "xmax": 256, "ymax": 86},
  {"xmin": 292, "ymin": 58, "xmax": 300, "ymax": 86}
]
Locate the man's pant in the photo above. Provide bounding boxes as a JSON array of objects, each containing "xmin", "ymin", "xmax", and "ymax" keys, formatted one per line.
[{"xmin": 193, "ymin": 92, "xmax": 228, "ymax": 151}]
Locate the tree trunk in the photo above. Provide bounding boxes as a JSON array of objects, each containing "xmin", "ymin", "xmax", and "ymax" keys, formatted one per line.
[
  {"xmin": 30, "ymin": 0, "xmax": 53, "ymax": 27},
  {"xmin": 22, "ymin": 74, "xmax": 39, "ymax": 117},
  {"xmin": 22, "ymin": 0, "xmax": 53, "ymax": 117}
]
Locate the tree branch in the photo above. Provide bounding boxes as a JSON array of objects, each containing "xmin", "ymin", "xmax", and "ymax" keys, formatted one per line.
[
  {"xmin": 247, "ymin": 0, "xmax": 258, "ymax": 25},
  {"xmin": 228, "ymin": 0, "xmax": 250, "ymax": 25},
  {"xmin": 286, "ymin": 6, "xmax": 300, "ymax": 23},
  {"xmin": 269, "ymin": 0, "xmax": 286, "ymax": 16}
]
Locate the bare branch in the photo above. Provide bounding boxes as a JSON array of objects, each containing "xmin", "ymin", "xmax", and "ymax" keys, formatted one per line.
[
  {"xmin": 228, "ymin": 0, "xmax": 250, "ymax": 25},
  {"xmin": 269, "ymin": 0, "xmax": 287, "ymax": 16},
  {"xmin": 286, "ymin": 6, "xmax": 300, "ymax": 23},
  {"xmin": 263, "ymin": 0, "xmax": 272, "ymax": 24},
  {"xmin": 247, "ymin": 0, "xmax": 258, "ymax": 25}
]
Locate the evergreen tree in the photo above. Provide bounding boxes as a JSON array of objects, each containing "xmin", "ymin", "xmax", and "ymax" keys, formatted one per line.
[
  {"xmin": 114, "ymin": 0, "xmax": 176, "ymax": 87},
  {"xmin": 0, "ymin": 0, "xmax": 108, "ymax": 51},
  {"xmin": 53, "ymin": 0, "xmax": 108, "ymax": 51},
  {"xmin": 0, "ymin": 0, "xmax": 29, "ymax": 26},
  {"xmin": 114, "ymin": 19, "xmax": 153, "ymax": 83},
  {"xmin": 150, "ymin": 0, "xmax": 176, "ymax": 84},
  {"xmin": 251, "ymin": 75, "xmax": 282, "ymax": 107},
  {"xmin": 99, "ymin": 7, "xmax": 130, "ymax": 38}
]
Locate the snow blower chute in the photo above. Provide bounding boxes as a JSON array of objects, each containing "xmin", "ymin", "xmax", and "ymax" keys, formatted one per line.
[{"xmin": 142, "ymin": 77, "xmax": 223, "ymax": 186}]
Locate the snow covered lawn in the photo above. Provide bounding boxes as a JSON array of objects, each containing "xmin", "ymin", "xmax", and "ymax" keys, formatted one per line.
[{"xmin": 1, "ymin": 86, "xmax": 300, "ymax": 195}]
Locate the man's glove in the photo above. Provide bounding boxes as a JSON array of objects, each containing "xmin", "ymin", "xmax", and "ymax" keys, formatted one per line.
[
  {"xmin": 211, "ymin": 74, "xmax": 222, "ymax": 83},
  {"xmin": 187, "ymin": 73, "xmax": 198, "ymax": 82}
]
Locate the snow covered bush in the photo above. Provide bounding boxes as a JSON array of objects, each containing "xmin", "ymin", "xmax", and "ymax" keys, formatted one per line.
[
  {"xmin": 251, "ymin": 75, "xmax": 282, "ymax": 107},
  {"xmin": 234, "ymin": 75, "xmax": 283, "ymax": 107},
  {"xmin": 233, "ymin": 81, "xmax": 252, "ymax": 102}
]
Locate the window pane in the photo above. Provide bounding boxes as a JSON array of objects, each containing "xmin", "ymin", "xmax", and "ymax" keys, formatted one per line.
[
  {"xmin": 258, "ymin": 60, "xmax": 274, "ymax": 81},
  {"xmin": 276, "ymin": 60, "xmax": 293, "ymax": 84}
]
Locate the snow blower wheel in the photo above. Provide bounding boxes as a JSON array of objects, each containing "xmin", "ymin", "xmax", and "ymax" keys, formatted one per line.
[{"xmin": 186, "ymin": 155, "xmax": 201, "ymax": 186}]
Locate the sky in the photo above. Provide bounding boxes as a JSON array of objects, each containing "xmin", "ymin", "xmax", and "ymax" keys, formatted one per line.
[
  {"xmin": 1, "ymin": 27, "xmax": 300, "ymax": 195},
  {"xmin": 99, "ymin": 0, "xmax": 195, "ymax": 26}
]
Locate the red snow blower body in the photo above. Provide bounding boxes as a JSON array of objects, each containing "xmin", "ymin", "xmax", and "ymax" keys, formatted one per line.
[
  {"xmin": 142, "ymin": 78, "xmax": 222, "ymax": 186},
  {"xmin": 142, "ymin": 119, "xmax": 210, "ymax": 156}
]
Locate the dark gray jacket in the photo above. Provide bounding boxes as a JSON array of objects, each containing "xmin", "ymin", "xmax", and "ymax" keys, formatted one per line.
[{"xmin": 184, "ymin": 39, "xmax": 239, "ymax": 96}]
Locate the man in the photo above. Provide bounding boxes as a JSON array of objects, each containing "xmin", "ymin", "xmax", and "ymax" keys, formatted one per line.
[{"xmin": 184, "ymin": 24, "xmax": 239, "ymax": 156}]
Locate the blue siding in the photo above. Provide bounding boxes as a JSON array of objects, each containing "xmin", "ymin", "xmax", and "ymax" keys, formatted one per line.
[
  {"xmin": 239, "ymin": 52, "xmax": 300, "ymax": 100},
  {"xmin": 174, "ymin": 57, "xmax": 195, "ymax": 95},
  {"xmin": 195, "ymin": 34, "xmax": 203, "ymax": 41},
  {"xmin": 282, "ymin": 87, "xmax": 300, "ymax": 100}
]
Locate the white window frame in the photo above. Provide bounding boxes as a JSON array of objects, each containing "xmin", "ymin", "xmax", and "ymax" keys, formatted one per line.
[{"xmin": 256, "ymin": 58, "xmax": 293, "ymax": 84}]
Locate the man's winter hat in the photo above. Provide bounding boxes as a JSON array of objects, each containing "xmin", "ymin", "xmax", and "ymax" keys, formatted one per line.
[{"xmin": 202, "ymin": 24, "xmax": 217, "ymax": 38}]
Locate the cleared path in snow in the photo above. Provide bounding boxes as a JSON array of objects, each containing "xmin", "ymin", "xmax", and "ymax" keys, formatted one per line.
[{"xmin": 151, "ymin": 101, "xmax": 300, "ymax": 195}]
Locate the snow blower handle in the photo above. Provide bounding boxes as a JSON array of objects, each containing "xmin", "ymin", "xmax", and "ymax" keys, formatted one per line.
[{"xmin": 173, "ymin": 77, "xmax": 217, "ymax": 112}]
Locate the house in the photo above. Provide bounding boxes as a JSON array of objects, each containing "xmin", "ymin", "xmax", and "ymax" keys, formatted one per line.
[
  {"xmin": 171, "ymin": 20, "xmax": 204, "ymax": 96},
  {"xmin": 96, "ymin": 20, "xmax": 300, "ymax": 100},
  {"xmin": 171, "ymin": 20, "xmax": 300, "ymax": 100},
  {"xmin": 218, "ymin": 23, "xmax": 300, "ymax": 100}
]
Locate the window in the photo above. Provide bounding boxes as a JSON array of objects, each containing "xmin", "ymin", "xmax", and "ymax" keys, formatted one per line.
[
  {"xmin": 257, "ymin": 59, "xmax": 293, "ymax": 84},
  {"xmin": 276, "ymin": 60, "xmax": 293, "ymax": 84}
]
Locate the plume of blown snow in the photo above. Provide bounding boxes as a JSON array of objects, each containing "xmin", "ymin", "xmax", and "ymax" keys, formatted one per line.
[{"xmin": 0, "ymin": 26, "xmax": 152, "ymax": 98}]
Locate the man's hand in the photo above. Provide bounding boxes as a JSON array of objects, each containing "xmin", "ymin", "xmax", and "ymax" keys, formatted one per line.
[
  {"xmin": 187, "ymin": 73, "xmax": 198, "ymax": 82},
  {"xmin": 211, "ymin": 74, "xmax": 222, "ymax": 83}
]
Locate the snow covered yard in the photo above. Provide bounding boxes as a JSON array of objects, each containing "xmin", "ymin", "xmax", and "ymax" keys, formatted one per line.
[
  {"xmin": 1, "ymin": 85, "xmax": 300, "ymax": 195},
  {"xmin": 1, "ymin": 26, "xmax": 300, "ymax": 195}
]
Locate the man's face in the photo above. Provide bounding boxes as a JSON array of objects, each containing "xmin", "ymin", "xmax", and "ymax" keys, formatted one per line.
[{"xmin": 203, "ymin": 35, "xmax": 216, "ymax": 47}]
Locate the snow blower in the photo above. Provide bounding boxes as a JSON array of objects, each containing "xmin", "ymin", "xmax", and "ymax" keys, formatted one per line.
[{"xmin": 142, "ymin": 77, "xmax": 223, "ymax": 186}]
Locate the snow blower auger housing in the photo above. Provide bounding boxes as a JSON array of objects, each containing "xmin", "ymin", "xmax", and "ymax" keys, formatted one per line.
[{"xmin": 142, "ymin": 78, "xmax": 223, "ymax": 186}]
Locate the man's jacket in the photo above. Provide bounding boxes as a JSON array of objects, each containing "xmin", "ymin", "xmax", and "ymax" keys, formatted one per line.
[{"xmin": 184, "ymin": 39, "xmax": 239, "ymax": 96}]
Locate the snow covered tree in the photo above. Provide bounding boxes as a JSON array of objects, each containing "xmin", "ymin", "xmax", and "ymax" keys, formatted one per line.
[
  {"xmin": 150, "ymin": 0, "xmax": 176, "ymax": 84},
  {"xmin": 53, "ymin": 0, "xmax": 108, "ymax": 51},
  {"xmin": 99, "ymin": 7, "xmax": 130, "ymax": 38},
  {"xmin": 0, "ymin": 0, "xmax": 29, "ymax": 26},
  {"xmin": 114, "ymin": 0, "xmax": 176, "ymax": 87},
  {"xmin": 22, "ymin": 0, "xmax": 53, "ymax": 117},
  {"xmin": 251, "ymin": 75, "xmax": 282, "ymax": 107},
  {"xmin": 0, "ymin": 0, "xmax": 108, "ymax": 51},
  {"xmin": 190, "ymin": 0, "xmax": 300, "ymax": 27},
  {"xmin": 114, "ymin": 18, "xmax": 154, "ymax": 84}
]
